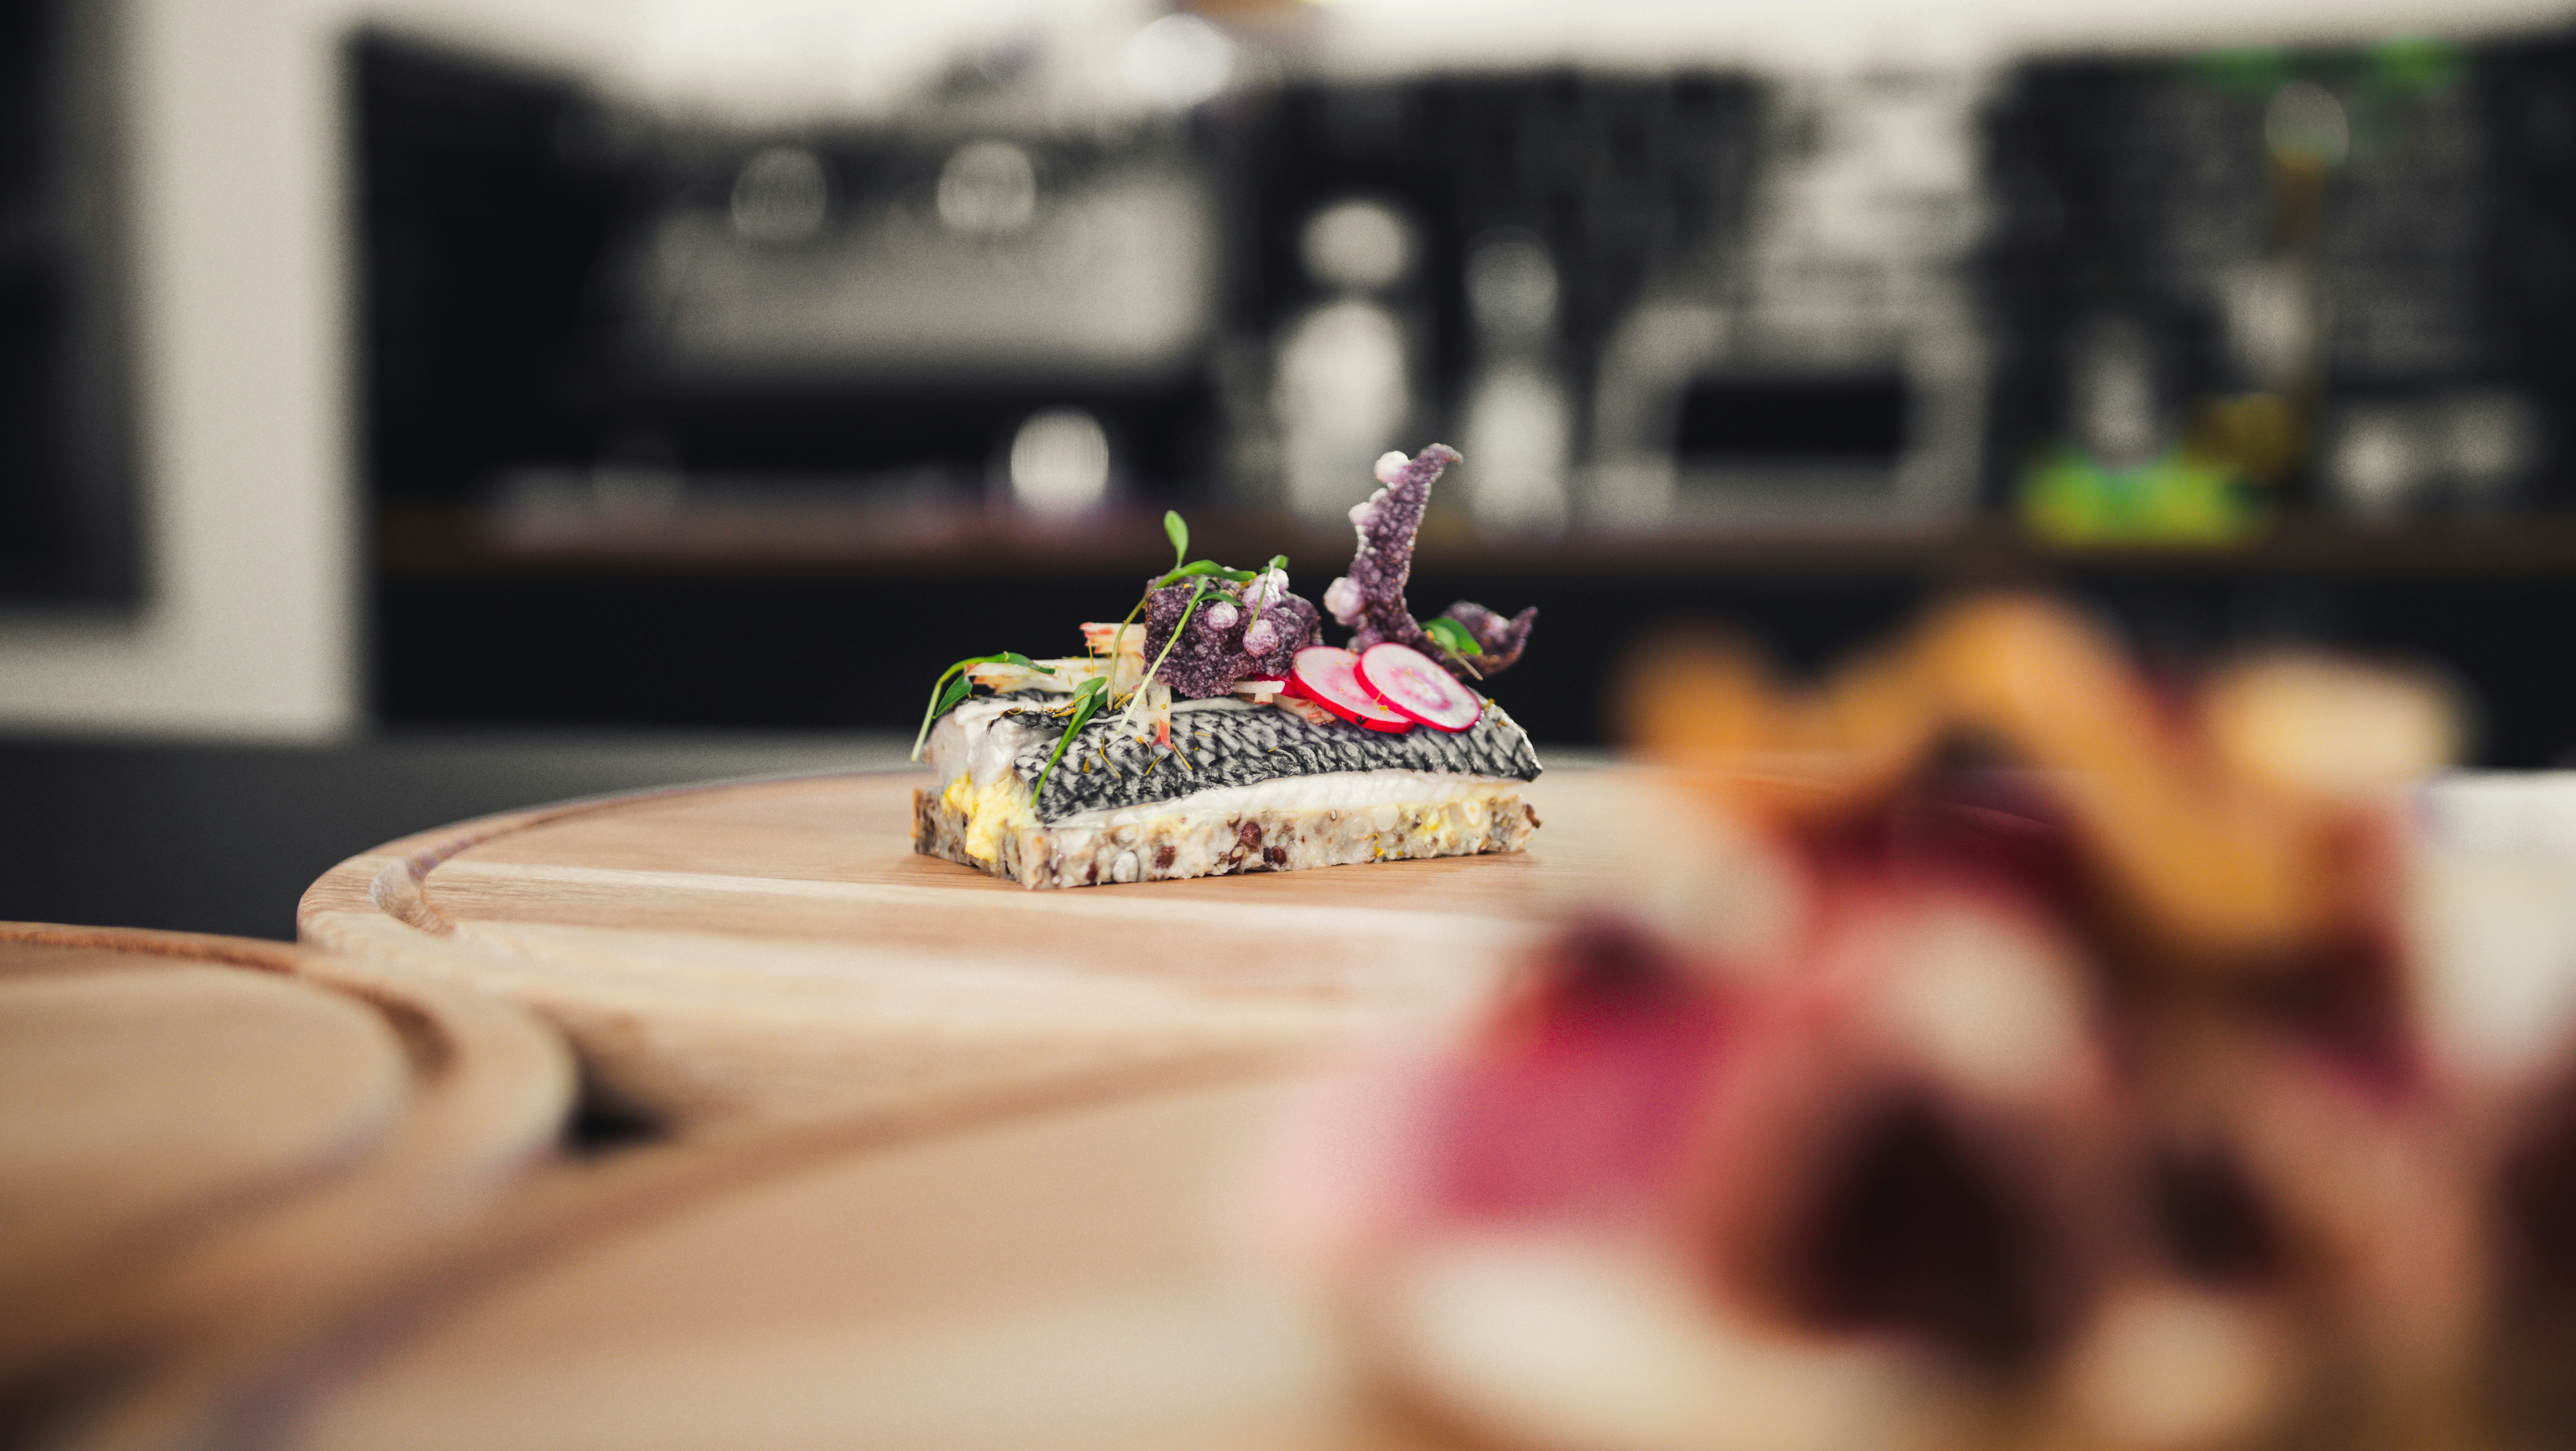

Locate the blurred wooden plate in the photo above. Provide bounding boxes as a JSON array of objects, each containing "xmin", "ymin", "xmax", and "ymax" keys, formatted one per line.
[
  {"xmin": 283, "ymin": 1066, "xmax": 1448, "ymax": 1451},
  {"xmin": 0, "ymin": 923, "xmax": 573, "ymax": 1450},
  {"xmin": 0, "ymin": 944, "xmax": 405, "ymax": 1301},
  {"xmin": 299, "ymin": 765, "xmax": 1718, "ymax": 1136}
]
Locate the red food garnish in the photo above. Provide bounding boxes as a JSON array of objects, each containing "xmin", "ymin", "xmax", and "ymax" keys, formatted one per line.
[
  {"xmin": 1357, "ymin": 643, "xmax": 1484, "ymax": 732},
  {"xmin": 1293, "ymin": 646, "xmax": 1415, "ymax": 732}
]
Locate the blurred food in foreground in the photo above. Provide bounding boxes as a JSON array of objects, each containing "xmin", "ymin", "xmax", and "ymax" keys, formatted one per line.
[
  {"xmin": 1614, "ymin": 594, "xmax": 2459, "ymax": 957},
  {"xmin": 1282, "ymin": 596, "xmax": 2576, "ymax": 1450}
]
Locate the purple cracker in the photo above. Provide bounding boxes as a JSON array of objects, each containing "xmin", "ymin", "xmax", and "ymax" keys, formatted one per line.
[
  {"xmin": 1322, "ymin": 445, "xmax": 1536, "ymax": 680},
  {"xmin": 1140, "ymin": 577, "xmax": 1322, "ymax": 700}
]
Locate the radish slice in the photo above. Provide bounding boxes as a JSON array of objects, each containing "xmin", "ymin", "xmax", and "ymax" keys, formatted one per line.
[
  {"xmin": 1292, "ymin": 646, "xmax": 1415, "ymax": 732},
  {"xmin": 1358, "ymin": 643, "xmax": 1485, "ymax": 731}
]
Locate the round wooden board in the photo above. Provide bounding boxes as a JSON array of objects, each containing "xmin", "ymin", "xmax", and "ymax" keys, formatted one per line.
[
  {"xmin": 282, "ymin": 1067, "xmax": 1450, "ymax": 1451},
  {"xmin": 300, "ymin": 764, "xmax": 1725, "ymax": 1135},
  {"xmin": 0, "ymin": 923, "xmax": 574, "ymax": 1451},
  {"xmin": 0, "ymin": 956, "xmax": 407, "ymax": 1301}
]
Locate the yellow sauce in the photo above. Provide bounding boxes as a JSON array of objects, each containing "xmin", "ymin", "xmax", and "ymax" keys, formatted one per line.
[{"xmin": 945, "ymin": 773, "xmax": 1034, "ymax": 865}]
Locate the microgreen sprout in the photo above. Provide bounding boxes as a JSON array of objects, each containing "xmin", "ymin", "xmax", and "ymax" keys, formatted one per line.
[
  {"xmin": 1243, "ymin": 553, "xmax": 1288, "ymax": 635},
  {"xmin": 1424, "ymin": 616, "xmax": 1483, "ymax": 657},
  {"xmin": 1423, "ymin": 617, "xmax": 1487, "ymax": 679},
  {"xmin": 1162, "ymin": 560, "xmax": 1259, "ymax": 584},
  {"xmin": 911, "ymin": 651, "xmax": 1049, "ymax": 761},
  {"xmin": 1030, "ymin": 676, "xmax": 1110, "ymax": 797},
  {"xmin": 1117, "ymin": 575, "xmax": 1211, "ymax": 737},
  {"xmin": 1109, "ymin": 594, "xmax": 1149, "ymax": 655},
  {"xmin": 1102, "ymin": 509, "xmax": 1256, "ymax": 657}
]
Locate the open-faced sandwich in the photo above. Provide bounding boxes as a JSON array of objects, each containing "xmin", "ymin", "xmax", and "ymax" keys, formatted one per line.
[{"xmin": 913, "ymin": 445, "xmax": 1542, "ymax": 887}]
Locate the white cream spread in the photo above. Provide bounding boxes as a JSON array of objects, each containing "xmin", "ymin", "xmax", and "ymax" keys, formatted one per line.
[{"xmin": 1051, "ymin": 768, "xmax": 1522, "ymax": 830}]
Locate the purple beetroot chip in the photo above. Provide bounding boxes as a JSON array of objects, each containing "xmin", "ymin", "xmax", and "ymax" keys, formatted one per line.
[
  {"xmin": 1321, "ymin": 445, "xmax": 1535, "ymax": 682},
  {"xmin": 1139, "ymin": 575, "xmax": 1323, "ymax": 700}
]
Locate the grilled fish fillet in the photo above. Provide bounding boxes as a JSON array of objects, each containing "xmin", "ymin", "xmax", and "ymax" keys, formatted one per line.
[{"xmin": 916, "ymin": 693, "xmax": 1543, "ymax": 888}]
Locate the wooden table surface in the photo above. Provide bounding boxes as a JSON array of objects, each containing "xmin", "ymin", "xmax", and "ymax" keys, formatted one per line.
[
  {"xmin": 300, "ymin": 764, "xmax": 1733, "ymax": 1135},
  {"xmin": 0, "ymin": 923, "xmax": 572, "ymax": 1451},
  {"xmin": 284, "ymin": 1069, "xmax": 1453, "ymax": 1451},
  {"xmin": 0, "ymin": 920, "xmax": 1446, "ymax": 1451},
  {"xmin": 32, "ymin": 768, "xmax": 2576, "ymax": 1450}
]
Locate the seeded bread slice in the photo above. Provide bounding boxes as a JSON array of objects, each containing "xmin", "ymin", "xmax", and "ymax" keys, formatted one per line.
[{"xmin": 914, "ymin": 785, "xmax": 1539, "ymax": 889}]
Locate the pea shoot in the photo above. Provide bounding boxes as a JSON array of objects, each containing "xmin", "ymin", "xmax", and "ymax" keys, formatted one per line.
[
  {"xmin": 1117, "ymin": 575, "xmax": 1213, "ymax": 737},
  {"xmin": 1423, "ymin": 616, "xmax": 1487, "ymax": 679},
  {"xmin": 1101, "ymin": 509, "xmax": 1256, "ymax": 656},
  {"xmin": 910, "ymin": 651, "xmax": 1049, "ymax": 761},
  {"xmin": 1030, "ymin": 676, "xmax": 1110, "ymax": 797},
  {"xmin": 1243, "ymin": 553, "xmax": 1289, "ymax": 635}
]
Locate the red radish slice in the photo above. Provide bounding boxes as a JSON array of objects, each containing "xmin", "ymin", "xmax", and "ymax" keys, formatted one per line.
[
  {"xmin": 1357, "ymin": 643, "xmax": 1485, "ymax": 731},
  {"xmin": 1291, "ymin": 646, "xmax": 1415, "ymax": 732}
]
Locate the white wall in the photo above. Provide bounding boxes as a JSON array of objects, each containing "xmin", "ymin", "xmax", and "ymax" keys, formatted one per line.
[
  {"xmin": 0, "ymin": 0, "xmax": 351, "ymax": 739},
  {"xmin": 0, "ymin": 0, "xmax": 2565, "ymax": 740}
]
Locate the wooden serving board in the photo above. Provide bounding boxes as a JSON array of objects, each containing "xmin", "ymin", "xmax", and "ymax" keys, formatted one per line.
[
  {"xmin": 281, "ymin": 1067, "xmax": 1449, "ymax": 1451},
  {"xmin": 300, "ymin": 764, "xmax": 1727, "ymax": 1136},
  {"xmin": 0, "ymin": 922, "xmax": 573, "ymax": 1451}
]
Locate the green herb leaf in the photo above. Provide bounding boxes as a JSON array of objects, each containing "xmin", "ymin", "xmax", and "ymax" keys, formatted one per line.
[
  {"xmin": 1424, "ymin": 617, "xmax": 1484, "ymax": 657},
  {"xmin": 1155, "ymin": 560, "xmax": 1262, "ymax": 587},
  {"xmin": 1031, "ymin": 676, "xmax": 1111, "ymax": 798},
  {"xmin": 931, "ymin": 673, "xmax": 973, "ymax": 720},
  {"xmin": 1164, "ymin": 510, "xmax": 1189, "ymax": 569},
  {"xmin": 911, "ymin": 651, "xmax": 1050, "ymax": 761}
]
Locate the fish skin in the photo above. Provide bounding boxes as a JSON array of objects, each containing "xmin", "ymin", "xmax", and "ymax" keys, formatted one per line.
[{"xmin": 997, "ymin": 695, "xmax": 1542, "ymax": 823}]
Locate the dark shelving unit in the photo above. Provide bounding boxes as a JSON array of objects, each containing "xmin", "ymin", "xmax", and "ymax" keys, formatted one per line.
[
  {"xmin": 355, "ymin": 31, "xmax": 2576, "ymax": 767},
  {"xmin": 0, "ymin": 0, "xmax": 138, "ymax": 606}
]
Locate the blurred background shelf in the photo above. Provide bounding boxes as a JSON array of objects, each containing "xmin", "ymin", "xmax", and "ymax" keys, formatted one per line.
[
  {"xmin": 382, "ymin": 500, "xmax": 2576, "ymax": 579},
  {"xmin": 325, "ymin": 18, "xmax": 2576, "ymax": 764},
  {"xmin": 372, "ymin": 498, "xmax": 2576, "ymax": 772}
]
